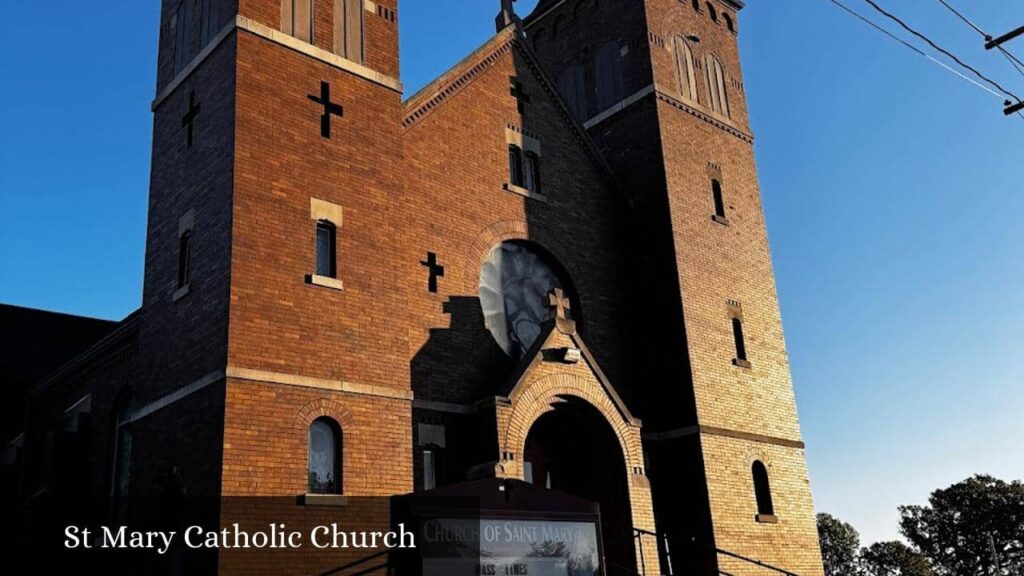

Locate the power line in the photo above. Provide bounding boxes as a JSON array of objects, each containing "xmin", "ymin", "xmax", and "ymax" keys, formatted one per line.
[
  {"xmin": 828, "ymin": 0, "xmax": 1009, "ymax": 102},
  {"xmin": 861, "ymin": 0, "xmax": 1021, "ymax": 102},
  {"xmin": 933, "ymin": 0, "xmax": 1024, "ymax": 77}
]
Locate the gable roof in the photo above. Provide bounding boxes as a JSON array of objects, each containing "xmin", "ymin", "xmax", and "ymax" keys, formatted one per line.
[
  {"xmin": 500, "ymin": 320, "xmax": 641, "ymax": 427},
  {"xmin": 402, "ymin": 24, "xmax": 626, "ymax": 198}
]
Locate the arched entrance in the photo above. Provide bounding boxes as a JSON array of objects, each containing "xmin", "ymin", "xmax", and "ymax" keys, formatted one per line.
[{"xmin": 523, "ymin": 396, "xmax": 636, "ymax": 574}]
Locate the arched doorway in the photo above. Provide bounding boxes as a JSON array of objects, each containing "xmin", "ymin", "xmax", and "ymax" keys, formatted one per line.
[{"xmin": 523, "ymin": 396, "xmax": 636, "ymax": 574}]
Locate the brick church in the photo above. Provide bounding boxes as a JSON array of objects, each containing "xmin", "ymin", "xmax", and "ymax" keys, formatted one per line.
[{"xmin": 3, "ymin": 0, "xmax": 826, "ymax": 574}]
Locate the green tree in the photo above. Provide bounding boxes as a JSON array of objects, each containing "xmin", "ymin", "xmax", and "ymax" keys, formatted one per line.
[
  {"xmin": 899, "ymin": 475, "xmax": 1024, "ymax": 576},
  {"xmin": 861, "ymin": 541, "xmax": 933, "ymax": 576},
  {"xmin": 818, "ymin": 512, "xmax": 862, "ymax": 576}
]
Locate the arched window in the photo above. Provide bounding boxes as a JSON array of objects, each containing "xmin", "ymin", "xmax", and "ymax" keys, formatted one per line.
[
  {"xmin": 705, "ymin": 54, "xmax": 730, "ymax": 117},
  {"xmin": 335, "ymin": 0, "xmax": 365, "ymax": 63},
  {"xmin": 508, "ymin": 145, "xmax": 525, "ymax": 188},
  {"xmin": 308, "ymin": 418, "xmax": 342, "ymax": 494},
  {"xmin": 558, "ymin": 65, "xmax": 587, "ymax": 120},
  {"xmin": 281, "ymin": 0, "xmax": 314, "ymax": 43},
  {"xmin": 177, "ymin": 230, "xmax": 193, "ymax": 289},
  {"xmin": 753, "ymin": 461, "xmax": 775, "ymax": 517},
  {"xmin": 724, "ymin": 13, "xmax": 736, "ymax": 33},
  {"xmin": 595, "ymin": 42, "xmax": 624, "ymax": 112},
  {"xmin": 110, "ymin": 389, "xmax": 134, "ymax": 518},
  {"xmin": 673, "ymin": 36, "xmax": 697, "ymax": 102},
  {"xmin": 691, "ymin": 0, "xmax": 700, "ymax": 11},
  {"xmin": 712, "ymin": 179, "xmax": 726, "ymax": 219},
  {"xmin": 315, "ymin": 220, "xmax": 337, "ymax": 278},
  {"xmin": 706, "ymin": 2, "xmax": 718, "ymax": 22}
]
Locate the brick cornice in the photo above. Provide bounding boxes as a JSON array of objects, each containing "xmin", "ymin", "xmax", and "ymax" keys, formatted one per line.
[
  {"xmin": 655, "ymin": 91, "xmax": 755, "ymax": 143},
  {"xmin": 225, "ymin": 366, "xmax": 414, "ymax": 401}
]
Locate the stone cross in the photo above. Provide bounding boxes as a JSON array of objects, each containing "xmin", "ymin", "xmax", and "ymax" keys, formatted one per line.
[
  {"xmin": 181, "ymin": 90, "xmax": 201, "ymax": 148},
  {"xmin": 548, "ymin": 288, "xmax": 576, "ymax": 334},
  {"xmin": 510, "ymin": 77, "xmax": 531, "ymax": 115},
  {"xmin": 496, "ymin": 0, "xmax": 520, "ymax": 31},
  {"xmin": 420, "ymin": 252, "xmax": 445, "ymax": 293},
  {"xmin": 308, "ymin": 81, "xmax": 345, "ymax": 139}
]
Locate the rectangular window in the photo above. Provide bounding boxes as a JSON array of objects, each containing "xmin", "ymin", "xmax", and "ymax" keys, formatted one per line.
[
  {"xmin": 282, "ymin": 0, "xmax": 314, "ymax": 43},
  {"xmin": 509, "ymin": 146, "xmax": 524, "ymax": 188},
  {"xmin": 315, "ymin": 220, "xmax": 337, "ymax": 278},
  {"xmin": 712, "ymin": 179, "xmax": 726, "ymax": 218},
  {"xmin": 423, "ymin": 449, "xmax": 436, "ymax": 491},
  {"xmin": 200, "ymin": 0, "xmax": 215, "ymax": 46},
  {"xmin": 173, "ymin": 0, "xmax": 193, "ymax": 74},
  {"xmin": 335, "ymin": 0, "xmax": 364, "ymax": 62},
  {"xmin": 177, "ymin": 232, "xmax": 193, "ymax": 289},
  {"xmin": 732, "ymin": 317, "xmax": 748, "ymax": 362},
  {"xmin": 523, "ymin": 461, "xmax": 534, "ymax": 485},
  {"xmin": 523, "ymin": 153, "xmax": 540, "ymax": 194}
]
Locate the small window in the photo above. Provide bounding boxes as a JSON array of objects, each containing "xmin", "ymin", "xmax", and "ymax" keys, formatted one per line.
[
  {"xmin": 308, "ymin": 418, "xmax": 342, "ymax": 494},
  {"xmin": 712, "ymin": 179, "xmax": 726, "ymax": 219},
  {"xmin": 523, "ymin": 152, "xmax": 541, "ymax": 195},
  {"xmin": 595, "ymin": 42, "xmax": 624, "ymax": 112},
  {"xmin": 177, "ymin": 231, "xmax": 193, "ymax": 289},
  {"xmin": 508, "ymin": 145, "xmax": 525, "ymax": 188},
  {"xmin": 706, "ymin": 2, "xmax": 718, "ymax": 22},
  {"xmin": 315, "ymin": 220, "xmax": 337, "ymax": 278},
  {"xmin": 173, "ymin": 0, "xmax": 193, "ymax": 74},
  {"xmin": 282, "ymin": 0, "xmax": 314, "ymax": 43},
  {"xmin": 724, "ymin": 13, "xmax": 736, "ymax": 33},
  {"xmin": 423, "ymin": 449, "xmax": 436, "ymax": 491},
  {"xmin": 732, "ymin": 317, "xmax": 747, "ymax": 363},
  {"xmin": 753, "ymin": 461, "xmax": 775, "ymax": 517}
]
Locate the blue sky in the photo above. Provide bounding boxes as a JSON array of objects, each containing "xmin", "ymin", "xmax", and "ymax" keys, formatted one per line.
[{"xmin": 1, "ymin": 0, "xmax": 1022, "ymax": 546}]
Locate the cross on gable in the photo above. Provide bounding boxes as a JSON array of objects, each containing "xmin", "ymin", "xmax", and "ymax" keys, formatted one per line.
[
  {"xmin": 308, "ymin": 81, "xmax": 345, "ymax": 139},
  {"xmin": 510, "ymin": 76, "xmax": 531, "ymax": 115},
  {"xmin": 548, "ymin": 288, "xmax": 576, "ymax": 334},
  {"xmin": 420, "ymin": 252, "xmax": 445, "ymax": 293},
  {"xmin": 181, "ymin": 90, "xmax": 201, "ymax": 148}
]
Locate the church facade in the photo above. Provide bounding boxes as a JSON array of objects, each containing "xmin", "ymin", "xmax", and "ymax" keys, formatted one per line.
[{"xmin": 7, "ymin": 0, "xmax": 826, "ymax": 574}]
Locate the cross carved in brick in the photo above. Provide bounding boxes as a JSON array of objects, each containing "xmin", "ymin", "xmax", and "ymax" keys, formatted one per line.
[
  {"xmin": 548, "ymin": 288, "xmax": 576, "ymax": 334},
  {"xmin": 510, "ymin": 76, "xmax": 531, "ymax": 115},
  {"xmin": 420, "ymin": 252, "xmax": 445, "ymax": 293},
  {"xmin": 308, "ymin": 81, "xmax": 345, "ymax": 139},
  {"xmin": 181, "ymin": 90, "xmax": 201, "ymax": 148}
]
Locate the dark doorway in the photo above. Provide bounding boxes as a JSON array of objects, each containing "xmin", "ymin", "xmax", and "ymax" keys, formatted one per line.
[{"xmin": 523, "ymin": 397, "xmax": 636, "ymax": 574}]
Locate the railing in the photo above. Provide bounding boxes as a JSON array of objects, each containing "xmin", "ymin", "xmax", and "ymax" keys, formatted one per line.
[{"xmin": 633, "ymin": 528, "xmax": 801, "ymax": 576}]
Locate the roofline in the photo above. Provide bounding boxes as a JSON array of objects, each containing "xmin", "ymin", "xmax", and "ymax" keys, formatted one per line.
[
  {"xmin": 29, "ymin": 309, "xmax": 142, "ymax": 394},
  {"xmin": 523, "ymin": 0, "xmax": 744, "ymax": 28}
]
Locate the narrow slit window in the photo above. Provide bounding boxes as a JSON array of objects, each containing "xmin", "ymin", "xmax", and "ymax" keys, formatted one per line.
[
  {"xmin": 173, "ymin": 0, "xmax": 193, "ymax": 74},
  {"xmin": 423, "ymin": 449, "xmax": 436, "ymax": 491},
  {"xmin": 732, "ymin": 317, "xmax": 748, "ymax": 362},
  {"xmin": 316, "ymin": 220, "xmax": 337, "ymax": 278},
  {"xmin": 712, "ymin": 179, "xmax": 726, "ymax": 218},
  {"xmin": 509, "ymin": 145, "xmax": 524, "ymax": 188},
  {"xmin": 523, "ymin": 152, "xmax": 541, "ymax": 195},
  {"xmin": 335, "ymin": 0, "xmax": 365, "ymax": 62},
  {"xmin": 753, "ymin": 461, "xmax": 775, "ymax": 516},
  {"xmin": 177, "ymin": 231, "xmax": 193, "ymax": 289},
  {"xmin": 282, "ymin": 0, "xmax": 314, "ymax": 43}
]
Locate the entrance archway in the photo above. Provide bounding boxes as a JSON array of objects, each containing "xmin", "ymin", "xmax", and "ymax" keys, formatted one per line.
[{"xmin": 523, "ymin": 396, "xmax": 636, "ymax": 574}]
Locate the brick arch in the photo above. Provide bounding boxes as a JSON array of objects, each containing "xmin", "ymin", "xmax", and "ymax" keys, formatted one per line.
[
  {"xmin": 502, "ymin": 372, "xmax": 643, "ymax": 474},
  {"xmin": 294, "ymin": 397, "xmax": 356, "ymax": 431}
]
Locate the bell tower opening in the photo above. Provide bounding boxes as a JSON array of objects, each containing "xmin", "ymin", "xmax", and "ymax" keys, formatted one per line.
[{"xmin": 523, "ymin": 396, "xmax": 636, "ymax": 574}]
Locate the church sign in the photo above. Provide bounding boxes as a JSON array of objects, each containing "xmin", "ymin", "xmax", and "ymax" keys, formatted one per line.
[{"xmin": 420, "ymin": 518, "xmax": 602, "ymax": 576}]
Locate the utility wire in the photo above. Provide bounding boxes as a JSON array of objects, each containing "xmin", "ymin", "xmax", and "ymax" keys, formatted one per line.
[
  {"xmin": 861, "ymin": 0, "xmax": 1021, "ymax": 102},
  {"xmin": 828, "ymin": 0, "xmax": 1009, "ymax": 102},
  {"xmin": 934, "ymin": 0, "xmax": 1024, "ymax": 77}
]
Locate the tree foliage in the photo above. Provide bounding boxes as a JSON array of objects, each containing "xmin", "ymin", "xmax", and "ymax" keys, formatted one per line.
[
  {"xmin": 899, "ymin": 475, "xmax": 1024, "ymax": 576},
  {"xmin": 861, "ymin": 541, "xmax": 933, "ymax": 576},
  {"xmin": 819, "ymin": 512, "xmax": 862, "ymax": 576}
]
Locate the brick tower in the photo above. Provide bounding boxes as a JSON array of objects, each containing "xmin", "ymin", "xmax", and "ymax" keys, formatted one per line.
[{"xmin": 522, "ymin": 1, "xmax": 826, "ymax": 574}]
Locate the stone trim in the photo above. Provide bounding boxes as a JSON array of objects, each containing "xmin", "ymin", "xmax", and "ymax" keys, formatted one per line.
[
  {"xmin": 643, "ymin": 425, "xmax": 805, "ymax": 449},
  {"xmin": 655, "ymin": 91, "xmax": 754, "ymax": 143},
  {"xmin": 310, "ymin": 198, "xmax": 344, "ymax": 226},
  {"xmin": 178, "ymin": 209, "xmax": 196, "ymax": 238},
  {"xmin": 302, "ymin": 494, "xmax": 349, "ymax": 506},
  {"xmin": 307, "ymin": 274, "xmax": 344, "ymax": 290},
  {"xmin": 503, "ymin": 182, "xmax": 548, "ymax": 203},
  {"xmin": 153, "ymin": 15, "xmax": 402, "ymax": 111},
  {"xmin": 225, "ymin": 366, "xmax": 414, "ymax": 401},
  {"xmin": 505, "ymin": 126, "xmax": 542, "ymax": 156},
  {"xmin": 583, "ymin": 85, "xmax": 656, "ymax": 130},
  {"xmin": 129, "ymin": 370, "xmax": 224, "ymax": 424}
]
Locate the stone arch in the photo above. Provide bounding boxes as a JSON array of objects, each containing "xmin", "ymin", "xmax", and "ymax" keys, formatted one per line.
[
  {"xmin": 502, "ymin": 373, "xmax": 643, "ymax": 477},
  {"xmin": 294, "ymin": 397, "xmax": 356, "ymax": 431}
]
